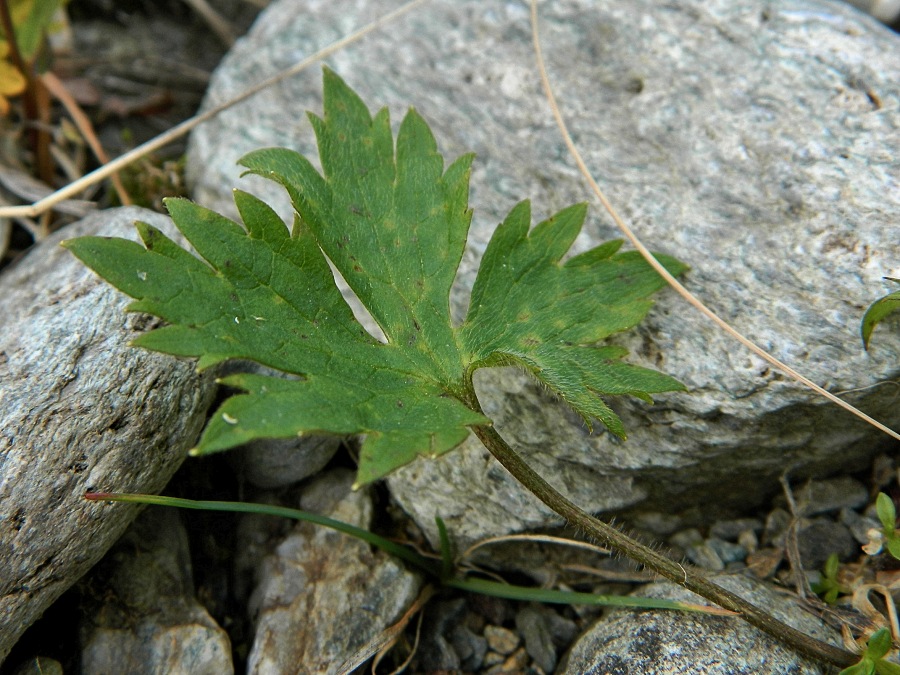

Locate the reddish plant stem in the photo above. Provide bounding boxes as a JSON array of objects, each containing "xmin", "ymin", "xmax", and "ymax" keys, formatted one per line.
[{"xmin": 0, "ymin": 0, "xmax": 53, "ymax": 184}]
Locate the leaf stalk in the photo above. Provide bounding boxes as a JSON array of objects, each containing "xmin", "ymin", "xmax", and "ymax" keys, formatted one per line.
[{"xmin": 470, "ymin": 421, "xmax": 858, "ymax": 669}]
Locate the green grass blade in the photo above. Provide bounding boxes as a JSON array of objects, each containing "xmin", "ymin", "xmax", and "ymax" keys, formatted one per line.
[
  {"xmin": 444, "ymin": 576, "xmax": 734, "ymax": 614},
  {"xmin": 85, "ymin": 492, "xmax": 439, "ymax": 576}
]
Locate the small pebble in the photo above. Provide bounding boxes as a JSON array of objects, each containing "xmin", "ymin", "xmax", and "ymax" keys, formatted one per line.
[
  {"xmin": 685, "ymin": 542, "xmax": 725, "ymax": 571},
  {"xmin": 796, "ymin": 519, "xmax": 857, "ymax": 568},
  {"xmin": 840, "ymin": 506, "xmax": 881, "ymax": 546},
  {"xmin": 669, "ymin": 528, "xmax": 704, "ymax": 551},
  {"xmin": 709, "ymin": 518, "xmax": 763, "ymax": 541},
  {"xmin": 792, "ymin": 477, "xmax": 869, "ymax": 516},
  {"xmin": 764, "ymin": 508, "xmax": 792, "ymax": 546},
  {"xmin": 485, "ymin": 646, "xmax": 529, "ymax": 675},
  {"xmin": 630, "ymin": 511, "xmax": 684, "ymax": 536},
  {"xmin": 483, "ymin": 651, "xmax": 506, "ymax": 668},
  {"xmin": 484, "ymin": 625, "xmax": 520, "ymax": 655},
  {"xmin": 706, "ymin": 537, "xmax": 747, "ymax": 565},
  {"xmin": 737, "ymin": 528, "xmax": 759, "ymax": 554},
  {"xmin": 746, "ymin": 547, "xmax": 784, "ymax": 579},
  {"xmin": 415, "ymin": 598, "xmax": 467, "ymax": 670},
  {"xmin": 516, "ymin": 606, "xmax": 557, "ymax": 673},
  {"xmin": 450, "ymin": 624, "xmax": 488, "ymax": 672}
]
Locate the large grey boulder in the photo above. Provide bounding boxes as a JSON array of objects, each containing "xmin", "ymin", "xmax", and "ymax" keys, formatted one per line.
[
  {"xmin": 186, "ymin": 0, "xmax": 900, "ymax": 546},
  {"xmin": 0, "ymin": 208, "xmax": 216, "ymax": 662}
]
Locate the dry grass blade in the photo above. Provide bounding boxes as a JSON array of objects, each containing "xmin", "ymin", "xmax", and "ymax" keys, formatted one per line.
[
  {"xmin": 334, "ymin": 584, "xmax": 435, "ymax": 675},
  {"xmin": 0, "ymin": 0, "xmax": 430, "ymax": 220},
  {"xmin": 0, "ymin": 166, "xmax": 94, "ymax": 218},
  {"xmin": 529, "ymin": 0, "xmax": 900, "ymax": 443},
  {"xmin": 852, "ymin": 583, "xmax": 900, "ymax": 643},
  {"xmin": 779, "ymin": 474, "xmax": 810, "ymax": 600},
  {"xmin": 457, "ymin": 532, "xmax": 610, "ymax": 564},
  {"xmin": 182, "ymin": 0, "xmax": 237, "ymax": 47},
  {"xmin": 375, "ymin": 605, "xmax": 426, "ymax": 675},
  {"xmin": 40, "ymin": 71, "xmax": 131, "ymax": 206}
]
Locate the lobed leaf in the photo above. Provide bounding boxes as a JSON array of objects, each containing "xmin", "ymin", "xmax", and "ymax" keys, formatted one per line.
[
  {"xmin": 458, "ymin": 200, "xmax": 687, "ymax": 435},
  {"xmin": 65, "ymin": 67, "xmax": 686, "ymax": 486}
]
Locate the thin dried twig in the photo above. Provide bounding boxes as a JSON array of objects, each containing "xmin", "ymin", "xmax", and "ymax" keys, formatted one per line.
[
  {"xmin": 182, "ymin": 0, "xmax": 237, "ymax": 47},
  {"xmin": 335, "ymin": 583, "xmax": 434, "ymax": 674},
  {"xmin": 0, "ymin": 0, "xmax": 430, "ymax": 220},
  {"xmin": 529, "ymin": 0, "xmax": 900, "ymax": 444},
  {"xmin": 457, "ymin": 532, "xmax": 610, "ymax": 564},
  {"xmin": 779, "ymin": 474, "xmax": 809, "ymax": 600},
  {"xmin": 40, "ymin": 71, "xmax": 131, "ymax": 205}
]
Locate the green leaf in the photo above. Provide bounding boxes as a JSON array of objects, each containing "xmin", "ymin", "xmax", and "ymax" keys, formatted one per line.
[
  {"xmin": 64, "ymin": 67, "xmax": 685, "ymax": 486},
  {"xmin": 886, "ymin": 537, "xmax": 900, "ymax": 562},
  {"xmin": 458, "ymin": 199, "xmax": 686, "ymax": 435},
  {"xmin": 840, "ymin": 660, "xmax": 876, "ymax": 675},
  {"xmin": 812, "ymin": 553, "xmax": 848, "ymax": 605},
  {"xmin": 868, "ymin": 629, "xmax": 893, "ymax": 661},
  {"xmin": 436, "ymin": 516, "xmax": 453, "ymax": 582},
  {"xmin": 878, "ymin": 493, "xmax": 897, "ymax": 533},
  {"xmin": 2, "ymin": 0, "xmax": 65, "ymax": 61},
  {"xmin": 862, "ymin": 279, "xmax": 900, "ymax": 349},
  {"xmin": 86, "ymin": 491, "xmax": 439, "ymax": 575},
  {"xmin": 838, "ymin": 629, "xmax": 900, "ymax": 675},
  {"xmin": 824, "ymin": 552, "xmax": 840, "ymax": 579}
]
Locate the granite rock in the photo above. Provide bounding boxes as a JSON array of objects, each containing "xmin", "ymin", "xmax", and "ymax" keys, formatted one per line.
[
  {"xmin": 0, "ymin": 208, "xmax": 216, "ymax": 663},
  {"xmin": 245, "ymin": 470, "xmax": 423, "ymax": 675},
  {"xmin": 79, "ymin": 507, "xmax": 233, "ymax": 674},
  {"xmin": 558, "ymin": 574, "xmax": 840, "ymax": 674},
  {"xmin": 186, "ymin": 0, "xmax": 900, "ymax": 547}
]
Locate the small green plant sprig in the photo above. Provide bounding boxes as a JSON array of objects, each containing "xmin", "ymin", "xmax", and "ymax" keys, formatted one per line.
[
  {"xmin": 812, "ymin": 553, "xmax": 852, "ymax": 605},
  {"xmin": 862, "ymin": 493, "xmax": 900, "ymax": 560},
  {"xmin": 811, "ymin": 553, "xmax": 900, "ymax": 673},
  {"xmin": 0, "ymin": 0, "xmax": 66, "ymax": 116},
  {"xmin": 840, "ymin": 628, "xmax": 900, "ymax": 675},
  {"xmin": 64, "ymin": 69, "xmax": 860, "ymax": 669}
]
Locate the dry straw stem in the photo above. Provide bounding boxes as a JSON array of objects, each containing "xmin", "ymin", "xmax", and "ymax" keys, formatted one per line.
[
  {"xmin": 39, "ymin": 71, "xmax": 131, "ymax": 206},
  {"xmin": 457, "ymin": 532, "xmax": 611, "ymax": 563},
  {"xmin": 338, "ymin": 584, "xmax": 435, "ymax": 675},
  {"xmin": 528, "ymin": 0, "xmax": 899, "ymax": 444},
  {"xmin": 0, "ymin": 0, "xmax": 429, "ymax": 220}
]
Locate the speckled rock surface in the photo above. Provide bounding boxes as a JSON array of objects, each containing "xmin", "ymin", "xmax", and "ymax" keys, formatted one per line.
[
  {"xmin": 0, "ymin": 208, "xmax": 216, "ymax": 663},
  {"xmin": 243, "ymin": 470, "xmax": 423, "ymax": 674},
  {"xmin": 558, "ymin": 574, "xmax": 840, "ymax": 674},
  {"xmin": 186, "ymin": 0, "xmax": 900, "ymax": 547},
  {"xmin": 80, "ymin": 507, "xmax": 233, "ymax": 674}
]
